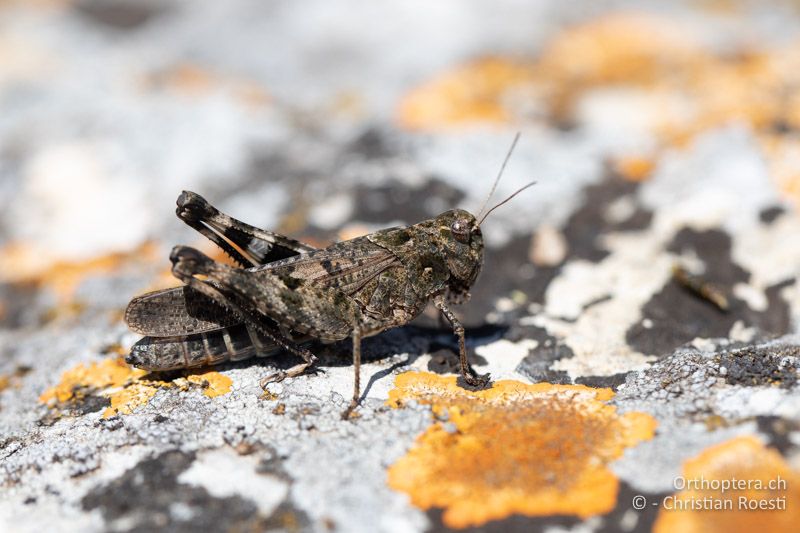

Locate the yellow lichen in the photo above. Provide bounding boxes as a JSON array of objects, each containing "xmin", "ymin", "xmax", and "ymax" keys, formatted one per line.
[
  {"xmin": 397, "ymin": 57, "xmax": 536, "ymax": 130},
  {"xmin": 395, "ymin": 14, "xmax": 709, "ymax": 131},
  {"xmin": 760, "ymin": 134, "xmax": 800, "ymax": 209},
  {"xmin": 612, "ymin": 155, "xmax": 656, "ymax": 182},
  {"xmin": 153, "ymin": 62, "xmax": 216, "ymax": 95},
  {"xmin": 140, "ymin": 62, "xmax": 271, "ymax": 109},
  {"xmin": 653, "ymin": 436, "xmax": 800, "ymax": 533},
  {"xmin": 386, "ymin": 372, "xmax": 657, "ymax": 528},
  {"xmin": 0, "ymin": 241, "xmax": 160, "ymax": 305},
  {"xmin": 39, "ymin": 357, "xmax": 148, "ymax": 405},
  {"xmin": 394, "ymin": 12, "xmax": 800, "ymax": 203},
  {"xmin": 187, "ymin": 370, "xmax": 233, "ymax": 398},
  {"xmin": 39, "ymin": 357, "xmax": 233, "ymax": 418},
  {"xmin": 103, "ymin": 381, "xmax": 161, "ymax": 418}
]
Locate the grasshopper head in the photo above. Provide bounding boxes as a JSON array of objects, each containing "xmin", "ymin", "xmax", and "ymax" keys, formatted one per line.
[
  {"xmin": 428, "ymin": 134, "xmax": 535, "ymax": 301},
  {"xmin": 433, "ymin": 209, "xmax": 484, "ymax": 296}
]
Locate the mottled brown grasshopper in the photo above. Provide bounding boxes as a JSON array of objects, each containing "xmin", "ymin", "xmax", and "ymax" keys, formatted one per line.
[{"xmin": 125, "ymin": 135, "xmax": 533, "ymax": 418}]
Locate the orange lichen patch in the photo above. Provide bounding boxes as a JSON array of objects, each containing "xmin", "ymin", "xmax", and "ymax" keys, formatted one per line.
[
  {"xmin": 396, "ymin": 14, "xmax": 709, "ymax": 130},
  {"xmin": 38, "ymin": 357, "xmax": 163, "ymax": 419},
  {"xmin": 141, "ymin": 62, "xmax": 271, "ymax": 108},
  {"xmin": 186, "ymin": 370, "xmax": 233, "ymax": 398},
  {"xmin": 39, "ymin": 357, "xmax": 148, "ymax": 405},
  {"xmin": 612, "ymin": 155, "xmax": 656, "ymax": 182},
  {"xmin": 145, "ymin": 62, "xmax": 216, "ymax": 95},
  {"xmin": 653, "ymin": 436, "xmax": 800, "ymax": 533},
  {"xmin": 386, "ymin": 372, "xmax": 657, "ymax": 528},
  {"xmin": 695, "ymin": 0, "xmax": 741, "ymax": 14},
  {"xmin": 0, "ymin": 375, "xmax": 9, "ymax": 393},
  {"xmin": 760, "ymin": 134, "xmax": 800, "ymax": 207},
  {"xmin": 394, "ymin": 12, "xmax": 800, "ymax": 183},
  {"xmin": 40, "ymin": 357, "xmax": 233, "ymax": 418},
  {"xmin": 0, "ymin": 241, "xmax": 160, "ymax": 304},
  {"xmin": 648, "ymin": 52, "xmax": 785, "ymax": 145},
  {"xmin": 537, "ymin": 13, "xmax": 708, "ymax": 88},
  {"xmin": 397, "ymin": 57, "xmax": 536, "ymax": 130},
  {"xmin": 103, "ymin": 381, "xmax": 161, "ymax": 418}
]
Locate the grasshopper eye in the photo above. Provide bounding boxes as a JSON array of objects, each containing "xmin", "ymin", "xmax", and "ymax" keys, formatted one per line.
[{"xmin": 451, "ymin": 219, "xmax": 471, "ymax": 243}]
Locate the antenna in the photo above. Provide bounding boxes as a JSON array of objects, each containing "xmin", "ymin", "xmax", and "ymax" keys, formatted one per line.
[
  {"xmin": 478, "ymin": 181, "xmax": 537, "ymax": 225},
  {"xmin": 477, "ymin": 132, "xmax": 521, "ymax": 221}
]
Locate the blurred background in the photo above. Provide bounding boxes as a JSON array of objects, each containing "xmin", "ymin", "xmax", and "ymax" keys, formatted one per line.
[{"xmin": 3, "ymin": 2, "xmax": 800, "ymax": 532}]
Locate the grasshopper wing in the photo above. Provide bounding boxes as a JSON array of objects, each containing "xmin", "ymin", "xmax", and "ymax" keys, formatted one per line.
[
  {"xmin": 124, "ymin": 285, "xmax": 239, "ymax": 336},
  {"xmin": 126, "ymin": 217, "xmax": 317, "ymax": 337}
]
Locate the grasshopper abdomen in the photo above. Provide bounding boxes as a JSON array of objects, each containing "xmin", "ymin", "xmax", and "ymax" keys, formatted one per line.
[{"xmin": 128, "ymin": 323, "xmax": 283, "ymax": 371}]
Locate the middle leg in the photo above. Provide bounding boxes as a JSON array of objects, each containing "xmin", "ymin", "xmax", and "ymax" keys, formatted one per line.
[{"xmin": 341, "ymin": 327, "xmax": 363, "ymax": 420}]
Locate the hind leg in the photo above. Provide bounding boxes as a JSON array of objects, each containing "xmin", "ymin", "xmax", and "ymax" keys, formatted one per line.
[
  {"xmin": 175, "ymin": 190, "xmax": 315, "ymax": 267},
  {"xmin": 169, "ymin": 246, "xmax": 319, "ymax": 387}
]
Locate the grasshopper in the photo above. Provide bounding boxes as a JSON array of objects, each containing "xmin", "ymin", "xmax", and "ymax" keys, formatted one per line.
[{"xmin": 125, "ymin": 136, "xmax": 534, "ymax": 418}]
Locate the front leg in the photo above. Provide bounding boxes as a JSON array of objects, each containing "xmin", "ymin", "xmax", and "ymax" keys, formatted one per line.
[{"xmin": 434, "ymin": 295, "xmax": 490, "ymax": 388}]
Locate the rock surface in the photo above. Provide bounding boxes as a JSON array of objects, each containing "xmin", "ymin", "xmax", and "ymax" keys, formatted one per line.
[{"xmin": 1, "ymin": 1, "xmax": 800, "ymax": 532}]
